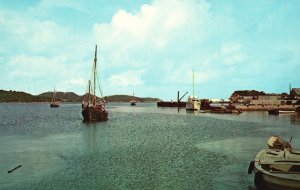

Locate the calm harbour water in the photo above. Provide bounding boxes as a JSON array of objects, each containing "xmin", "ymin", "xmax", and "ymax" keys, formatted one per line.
[{"xmin": 0, "ymin": 103, "xmax": 299, "ymax": 190}]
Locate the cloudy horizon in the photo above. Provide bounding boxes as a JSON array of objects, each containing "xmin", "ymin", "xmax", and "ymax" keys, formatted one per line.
[{"xmin": 0, "ymin": 0, "xmax": 299, "ymax": 100}]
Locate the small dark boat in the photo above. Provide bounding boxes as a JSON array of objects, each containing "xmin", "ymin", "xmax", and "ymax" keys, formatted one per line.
[
  {"xmin": 130, "ymin": 92, "xmax": 137, "ymax": 106},
  {"xmin": 81, "ymin": 45, "xmax": 108, "ymax": 122},
  {"xmin": 268, "ymin": 109, "xmax": 295, "ymax": 115},
  {"xmin": 50, "ymin": 86, "xmax": 59, "ymax": 108},
  {"xmin": 130, "ymin": 100, "xmax": 137, "ymax": 106},
  {"xmin": 50, "ymin": 103, "xmax": 59, "ymax": 108}
]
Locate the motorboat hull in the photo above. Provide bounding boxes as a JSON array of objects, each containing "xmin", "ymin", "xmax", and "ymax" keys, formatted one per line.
[
  {"xmin": 253, "ymin": 162, "xmax": 300, "ymax": 189},
  {"xmin": 249, "ymin": 148, "xmax": 300, "ymax": 189}
]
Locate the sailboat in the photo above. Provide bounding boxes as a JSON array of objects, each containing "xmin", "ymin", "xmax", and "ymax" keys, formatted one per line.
[
  {"xmin": 81, "ymin": 45, "xmax": 108, "ymax": 122},
  {"xmin": 186, "ymin": 69, "xmax": 201, "ymax": 111},
  {"xmin": 130, "ymin": 92, "xmax": 137, "ymax": 106},
  {"xmin": 50, "ymin": 86, "xmax": 59, "ymax": 108}
]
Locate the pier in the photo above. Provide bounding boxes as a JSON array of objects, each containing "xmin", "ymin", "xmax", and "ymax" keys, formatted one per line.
[{"xmin": 157, "ymin": 91, "xmax": 188, "ymax": 108}]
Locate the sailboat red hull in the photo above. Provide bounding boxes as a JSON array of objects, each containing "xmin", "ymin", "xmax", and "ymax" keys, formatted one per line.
[{"xmin": 82, "ymin": 105, "xmax": 108, "ymax": 122}]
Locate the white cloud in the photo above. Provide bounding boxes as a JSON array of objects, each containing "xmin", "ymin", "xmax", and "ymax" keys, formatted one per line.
[
  {"xmin": 91, "ymin": 0, "xmax": 242, "ymax": 98},
  {"xmin": 0, "ymin": 13, "xmax": 4, "ymax": 25},
  {"xmin": 108, "ymin": 70, "xmax": 144, "ymax": 87},
  {"xmin": 2, "ymin": 14, "xmax": 75, "ymax": 54},
  {"xmin": 6, "ymin": 53, "xmax": 89, "ymax": 93},
  {"xmin": 27, "ymin": 20, "xmax": 68, "ymax": 52},
  {"xmin": 8, "ymin": 54, "xmax": 65, "ymax": 75},
  {"xmin": 34, "ymin": 0, "xmax": 87, "ymax": 13},
  {"xmin": 93, "ymin": 0, "xmax": 214, "ymax": 64},
  {"xmin": 214, "ymin": 43, "xmax": 246, "ymax": 65},
  {"xmin": 2, "ymin": 0, "xmax": 296, "ymax": 99},
  {"xmin": 170, "ymin": 68, "xmax": 218, "ymax": 84},
  {"xmin": 63, "ymin": 78, "xmax": 85, "ymax": 86}
]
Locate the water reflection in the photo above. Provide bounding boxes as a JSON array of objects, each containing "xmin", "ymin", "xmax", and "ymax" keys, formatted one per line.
[
  {"xmin": 185, "ymin": 110, "xmax": 198, "ymax": 115},
  {"xmin": 290, "ymin": 113, "xmax": 300, "ymax": 125}
]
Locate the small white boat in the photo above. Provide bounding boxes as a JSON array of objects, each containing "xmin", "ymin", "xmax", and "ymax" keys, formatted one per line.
[
  {"xmin": 130, "ymin": 99, "xmax": 137, "ymax": 106},
  {"xmin": 279, "ymin": 110, "xmax": 295, "ymax": 114},
  {"xmin": 186, "ymin": 96, "xmax": 201, "ymax": 111},
  {"xmin": 248, "ymin": 136, "xmax": 300, "ymax": 189},
  {"xmin": 130, "ymin": 92, "xmax": 137, "ymax": 106},
  {"xmin": 186, "ymin": 69, "xmax": 201, "ymax": 111}
]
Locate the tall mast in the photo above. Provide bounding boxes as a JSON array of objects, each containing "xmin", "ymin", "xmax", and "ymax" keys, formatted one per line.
[
  {"xmin": 88, "ymin": 80, "xmax": 91, "ymax": 106},
  {"xmin": 93, "ymin": 45, "xmax": 97, "ymax": 106},
  {"xmin": 192, "ymin": 69, "xmax": 194, "ymax": 97},
  {"xmin": 53, "ymin": 85, "xmax": 56, "ymax": 102}
]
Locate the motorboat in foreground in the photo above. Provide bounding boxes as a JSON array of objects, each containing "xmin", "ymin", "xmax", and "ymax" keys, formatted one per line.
[{"xmin": 248, "ymin": 136, "xmax": 300, "ymax": 189}]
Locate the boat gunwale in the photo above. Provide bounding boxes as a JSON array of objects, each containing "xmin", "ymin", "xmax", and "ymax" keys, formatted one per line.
[{"xmin": 254, "ymin": 163, "xmax": 300, "ymax": 180}]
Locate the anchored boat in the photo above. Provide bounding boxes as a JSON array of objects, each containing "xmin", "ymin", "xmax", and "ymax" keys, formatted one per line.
[
  {"xmin": 130, "ymin": 92, "xmax": 137, "ymax": 106},
  {"xmin": 81, "ymin": 45, "xmax": 108, "ymax": 122},
  {"xmin": 248, "ymin": 136, "xmax": 300, "ymax": 189},
  {"xmin": 186, "ymin": 69, "xmax": 201, "ymax": 111},
  {"xmin": 50, "ymin": 86, "xmax": 59, "ymax": 108}
]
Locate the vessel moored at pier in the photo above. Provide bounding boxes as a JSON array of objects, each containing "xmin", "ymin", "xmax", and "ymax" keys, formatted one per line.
[{"xmin": 186, "ymin": 69, "xmax": 201, "ymax": 111}]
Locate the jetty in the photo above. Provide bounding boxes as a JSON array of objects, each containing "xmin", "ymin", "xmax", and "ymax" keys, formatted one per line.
[
  {"xmin": 229, "ymin": 89, "xmax": 300, "ymax": 112},
  {"xmin": 157, "ymin": 91, "xmax": 188, "ymax": 108}
]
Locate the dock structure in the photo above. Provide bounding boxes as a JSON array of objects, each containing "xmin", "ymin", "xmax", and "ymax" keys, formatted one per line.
[
  {"xmin": 157, "ymin": 91, "xmax": 188, "ymax": 107},
  {"xmin": 157, "ymin": 101, "xmax": 186, "ymax": 107}
]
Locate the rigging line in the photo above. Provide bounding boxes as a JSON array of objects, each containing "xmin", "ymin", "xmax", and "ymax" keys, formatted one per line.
[
  {"xmin": 88, "ymin": 60, "xmax": 94, "ymax": 93},
  {"xmin": 96, "ymin": 69, "xmax": 103, "ymax": 98}
]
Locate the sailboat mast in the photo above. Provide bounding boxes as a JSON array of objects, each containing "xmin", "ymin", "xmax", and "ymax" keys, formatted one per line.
[
  {"xmin": 88, "ymin": 80, "xmax": 91, "ymax": 106},
  {"xmin": 93, "ymin": 45, "xmax": 97, "ymax": 106},
  {"xmin": 192, "ymin": 69, "xmax": 194, "ymax": 97},
  {"xmin": 53, "ymin": 85, "xmax": 56, "ymax": 102}
]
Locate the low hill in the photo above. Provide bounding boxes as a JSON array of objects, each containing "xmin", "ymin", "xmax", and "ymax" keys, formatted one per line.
[
  {"xmin": 0, "ymin": 89, "xmax": 160, "ymax": 103},
  {"xmin": 0, "ymin": 90, "xmax": 50, "ymax": 102},
  {"xmin": 39, "ymin": 92, "xmax": 82, "ymax": 102},
  {"xmin": 104, "ymin": 95, "xmax": 160, "ymax": 102}
]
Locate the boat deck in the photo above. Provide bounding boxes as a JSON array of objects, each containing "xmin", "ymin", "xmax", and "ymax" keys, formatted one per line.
[{"xmin": 256, "ymin": 149, "xmax": 300, "ymax": 165}]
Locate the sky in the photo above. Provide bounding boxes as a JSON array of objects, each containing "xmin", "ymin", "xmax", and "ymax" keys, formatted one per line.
[{"xmin": 0, "ymin": 0, "xmax": 299, "ymax": 100}]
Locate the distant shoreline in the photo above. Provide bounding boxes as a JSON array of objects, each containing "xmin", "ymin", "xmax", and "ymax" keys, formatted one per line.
[{"xmin": 0, "ymin": 89, "xmax": 160, "ymax": 103}]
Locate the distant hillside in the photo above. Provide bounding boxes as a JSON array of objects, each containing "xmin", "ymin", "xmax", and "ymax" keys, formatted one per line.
[
  {"xmin": 0, "ymin": 90, "xmax": 50, "ymax": 102},
  {"xmin": 230, "ymin": 90, "xmax": 288, "ymax": 98},
  {"xmin": 0, "ymin": 90, "xmax": 160, "ymax": 103},
  {"xmin": 104, "ymin": 95, "xmax": 160, "ymax": 102},
  {"xmin": 231, "ymin": 90, "xmax": 266, "ymax": 97},
  {"xmin": 39, "ymin": 92, "xmax": 82, "ymax": 102}
]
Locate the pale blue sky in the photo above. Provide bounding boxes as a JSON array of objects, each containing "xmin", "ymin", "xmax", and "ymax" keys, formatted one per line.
[{"xmin": 0, "ymin": 0, "xmax": 299, "ymax": 100}]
